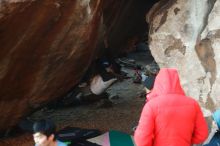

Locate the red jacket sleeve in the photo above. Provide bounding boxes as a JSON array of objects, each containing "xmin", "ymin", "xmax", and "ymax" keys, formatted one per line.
[
  {"xmin": 191, "ymin": 101, "xmax": 208, "ymax": 144},
  {"xmin": 134, "ymin": 103, "xmax": 155, "ymax": 146}
]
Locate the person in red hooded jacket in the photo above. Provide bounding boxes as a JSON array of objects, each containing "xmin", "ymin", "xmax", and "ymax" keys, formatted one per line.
[{"xmin": 134, "ymin": 68, "xmax": 208, "ymax": 146}]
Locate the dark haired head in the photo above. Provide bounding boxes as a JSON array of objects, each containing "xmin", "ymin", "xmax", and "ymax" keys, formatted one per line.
[
  {"xmin": 33, "ymin": 119, "xmax": 56, "ymax": 138},
  {"xmin": 143, "ymin": 76, "xmax": 156, "ymax": 90}
]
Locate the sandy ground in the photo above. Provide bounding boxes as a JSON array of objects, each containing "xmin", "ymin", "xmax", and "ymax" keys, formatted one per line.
[
  {"xmin": 29, "ymin": 77, "xmax": 146, "ymax": 133},
  {"xmin": 0, "ymin": 50, "xmax": 153, "ymax": 146}
]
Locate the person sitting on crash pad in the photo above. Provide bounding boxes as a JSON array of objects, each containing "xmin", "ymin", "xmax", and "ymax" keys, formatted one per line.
[{"xmin": 82, "ymin": 57, "xmax": 124, "ymax": 95}]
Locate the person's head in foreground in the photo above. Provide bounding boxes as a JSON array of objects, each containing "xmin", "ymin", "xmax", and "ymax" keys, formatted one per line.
[{"xmin": 33, "ymin": 119, "xmax": 66, "ymax": 146}]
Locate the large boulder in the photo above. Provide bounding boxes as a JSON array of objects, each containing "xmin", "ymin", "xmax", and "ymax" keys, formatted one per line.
[
  {"xmin": 148, "ymin": 0, "xmax": 220, "ymax": 116},
  {"xmin": 0, "ymin": 0, "xmax": 157, "ymax": 133},
  {"xmin": 0, "ymin": 0, "xmax": 102, "ymax": 132}
]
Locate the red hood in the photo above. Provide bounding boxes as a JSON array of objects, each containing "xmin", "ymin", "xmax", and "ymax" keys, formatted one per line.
[{"xmin": 147, "ymin": 68, "xmax": 185, "ymax": 100}]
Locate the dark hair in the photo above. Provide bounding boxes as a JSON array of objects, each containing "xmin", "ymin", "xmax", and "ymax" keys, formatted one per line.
[
  {"xmin": 143, "ymin": 76, "xmax": 156, "ymax": 90},
  {"xmin": 33, "ymin": 119, "xmax": 56, "ymax": 138}
]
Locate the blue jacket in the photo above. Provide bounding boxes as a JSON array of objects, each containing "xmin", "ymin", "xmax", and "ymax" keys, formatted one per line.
[{"xmin": 204, "ymin": 131, "xmax": 220, "ymax": 146}]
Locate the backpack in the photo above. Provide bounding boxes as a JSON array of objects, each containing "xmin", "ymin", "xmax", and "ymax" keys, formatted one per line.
[
  {"xmin": 70, "ymin": 140, "xmax": 101, "ymax": 146},
  {"xmin": 56, "ymin": 127, "xmax": 101, "ymax": 146}
]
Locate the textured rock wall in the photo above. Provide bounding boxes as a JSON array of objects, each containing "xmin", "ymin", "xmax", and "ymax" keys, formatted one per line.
[
  {"xmin": 148, "ymin": 0, "xmax": 220, "ymax": 116},
  {"xmin": 0, "ymin": 0, "xmax": 102, "ymax": 132},
  {"xmin": 0, "ymin": 0, "xmax": 156, "ymax": 133}
]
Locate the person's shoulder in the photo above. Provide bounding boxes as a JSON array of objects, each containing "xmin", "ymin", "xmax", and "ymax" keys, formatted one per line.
[
  {"xmin": 184, "ymin": 96, "xmax": 202, "ymax": 109},
  {"xmin": 57, "ymin": 140, "xmax": 68, "ymax": 146},
  {"xmin": 184, "ymin": 95, "xmax": 198, "ymax": 103}
]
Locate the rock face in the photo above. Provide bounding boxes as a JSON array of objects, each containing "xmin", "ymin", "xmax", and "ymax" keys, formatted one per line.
[
  {"xmin": 0, "ymin": 0, "xmax": 157, "ymax": 133},
  {"xmin": 0, "ymin": 0, "xmax": 102, "ymax": 132},
  {"xmin": 4, "ymin": 0, "xmax": 219, "ymax": 133},
  {"xmin": 148, "ymin": 0, "xmax": 220, "ymax": 116}
]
